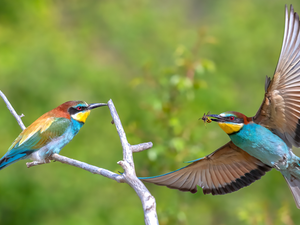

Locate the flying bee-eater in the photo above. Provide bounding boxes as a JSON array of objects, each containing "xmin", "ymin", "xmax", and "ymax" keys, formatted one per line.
[
  {"xmin": 0, "ymin": 101, "xmax": 107, "ymax": 169},
  {"xmin": 140, "ymin": 5, "xmax": 300, "ymax": 208}
]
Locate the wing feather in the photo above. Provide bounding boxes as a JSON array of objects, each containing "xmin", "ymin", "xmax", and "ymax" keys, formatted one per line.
[
  {"xmin": 254, "ymin": 5, "xmax": 300, "ymax": 147},
  {"xmin": 6, "ymin": 117, "xmax": 70, "ymax": 158},
  {"xmin": 140, "ymin": 141, "xmax": 271, "ymax": 195}
]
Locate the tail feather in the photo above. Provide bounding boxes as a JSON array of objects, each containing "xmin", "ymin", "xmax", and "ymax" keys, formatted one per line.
[
  {"xmin": 284, "ymin": 175, "xmax": 300, "ymax": 209},
  {"xmin": 0, "ymin": 152, "xmax": 31, "ymax": 170}
]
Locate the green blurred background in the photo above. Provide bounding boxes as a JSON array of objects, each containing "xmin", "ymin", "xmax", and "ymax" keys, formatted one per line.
[{"xmin": 0, "ymin": 0, "xmax": 299, "ymax": 224}]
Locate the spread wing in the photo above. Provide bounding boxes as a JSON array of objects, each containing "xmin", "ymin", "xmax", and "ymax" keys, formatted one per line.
[
  {"xmin": 254, "ymin": 5, "xmax": 300, "ymax": 147},
  {"xmin": 140, "ymin": 141, "xmax": 271, "ymax": 195}
]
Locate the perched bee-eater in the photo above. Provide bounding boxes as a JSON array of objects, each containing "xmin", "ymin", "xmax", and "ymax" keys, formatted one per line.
[
  {"xmin": 141, "ymin": 5, "xmax": 300, "ymax": 208},
  {"xmin": 0, "ymin": 101, "xmax": 107, "ymax": 169}
]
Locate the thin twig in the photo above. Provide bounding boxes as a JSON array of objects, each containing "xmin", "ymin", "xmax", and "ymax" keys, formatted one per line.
[
  {"xmin": 51, "ymin": 154, "xmax": 125, "ymax": 183},
  {"xmin": 131, "ymin": 142, "xmax": 153, "ymax": 153},
  {"xmin": 25, "ymin": 154, "xmax": 125, "ymax": 183},
  {"xmin": 0, "ymin": 90, "xmax": 26, "ymax": 130},
  {"xmin": 108, "ymin": 100, "xmax": 134, "ymax": 166}
]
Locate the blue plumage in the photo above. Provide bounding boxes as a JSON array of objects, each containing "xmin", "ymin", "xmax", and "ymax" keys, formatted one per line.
[
  {"xmin": 0, "ymin": 101, "xmax": 106, "ymax": 169},
  {"xmin": 229, "ymin": 123, "xmax": 292, "ymax": 167}
]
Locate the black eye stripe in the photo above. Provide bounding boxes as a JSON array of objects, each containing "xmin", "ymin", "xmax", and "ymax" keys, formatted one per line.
[
  {"xmin": 68, "ymin": 106, "xmax": 88, "ymax": 115},
  {"xmin": 226, "ymin": 117, "xmax": 243, "ymax": 123}
]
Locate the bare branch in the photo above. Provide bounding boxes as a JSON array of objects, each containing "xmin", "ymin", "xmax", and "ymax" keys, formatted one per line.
[
  {"xmin": 107, "ymin": 99, "xmax": 158, "ymax": 225},
  {"xmin": 108, "ymin": 99, "xmax": 134, "ymax": 166},
  {"xmin": 51, "ymin": 154, "xmax": 125, "ymax": 183},
  {"xmin": 25, "ymin": 154, "xmax": 125, "ymax": 183},
  {"xmin": 26, "ymin": 160, "xmax": 51, "ymax": 168},
  {"xmin": 131, "ymin": 142, "xmax": 153, "ymax": 153},
  {"xmin": 0, "ymin": 90, "xmax": 26, "ymax": 130}
]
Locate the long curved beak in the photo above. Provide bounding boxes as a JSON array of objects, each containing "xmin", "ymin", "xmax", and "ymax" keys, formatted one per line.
[
  {"xmin": 202, "ymin": 113, "xmax": 224, "ymax": 123},
  {"xmin": 88, "ymin": 103, "xmax": 108, "ymax": 110}
]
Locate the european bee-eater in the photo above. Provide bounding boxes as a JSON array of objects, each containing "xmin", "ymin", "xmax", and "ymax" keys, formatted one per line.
[
  {"xmin": 140, "ymin": 5, "xmax": 300, "ymax": 208},
  {"xmin": 0, "ymin": 101, "xmax": 107, "ymax": 169}
]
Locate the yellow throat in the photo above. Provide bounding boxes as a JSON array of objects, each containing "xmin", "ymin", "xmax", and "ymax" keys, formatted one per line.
[
  {"xmin": 71, "ymin": 110, "xmax": 91, "ymax": 123},
  {"xmin": 218, "ymin": 122, "xmax": 244, "ymax": 134}
]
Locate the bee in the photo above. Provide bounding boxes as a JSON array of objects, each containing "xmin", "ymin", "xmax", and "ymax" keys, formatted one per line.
[{"xmin": 201, "ymin": 112, "xmax": 212, "ymax": 124}]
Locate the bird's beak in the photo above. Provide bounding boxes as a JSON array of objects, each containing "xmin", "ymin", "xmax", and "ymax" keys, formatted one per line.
[
  {"xmin": 202, "ymin": 113, "xmax": 224, "ymax": 123},
  {"xmin": 88, "ymin": 103, "xmax": 108, "ymax": 110}
]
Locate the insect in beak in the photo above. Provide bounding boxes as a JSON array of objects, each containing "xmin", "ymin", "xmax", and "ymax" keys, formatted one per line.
[{"xmin": 201, "ymin": 112, "xmax": 212, "ymax": 126}]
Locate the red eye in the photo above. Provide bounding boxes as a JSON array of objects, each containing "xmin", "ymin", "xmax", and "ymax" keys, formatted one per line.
[
  {"xmin": 229, "ymin": 116, "xmax": 235, "ymax": 121},
  {"xmin": 77, "ymin": 106, "xmax": 82, "ymax": 111}
]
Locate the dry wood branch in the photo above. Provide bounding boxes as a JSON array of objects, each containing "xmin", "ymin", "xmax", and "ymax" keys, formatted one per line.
[
  {"xmin": 131, "ymin": 142, "xmax": 153, "ymax": 152},
  {"xmin": 107, "ymin": 99, "xmax": 158, "ymax": 225},
  {"xmin": 0, "ymin": 91, "xmax": 158, "ymax": 225},
  {"xmin": 51, "ymin": 154, "xmax": 125, "ymax": 183},
  {"xmin": 0, "ymin": 90, "xmax": 26, "ymax": 130}
]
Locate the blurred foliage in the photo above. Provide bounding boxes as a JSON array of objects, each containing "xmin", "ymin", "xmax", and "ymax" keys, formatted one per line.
[{"xmin": 0, "ymin": 0, "xmax": 300, "ymax": 224}]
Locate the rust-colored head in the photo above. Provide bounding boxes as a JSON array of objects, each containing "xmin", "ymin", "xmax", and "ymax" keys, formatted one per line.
[
  {"xmin": 48, "ymin": 101, "xmax": 107, "ymax": 123},
  {"xmin": 203, "ymin": 111, "xmax": 252, "ymax": 134}
]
